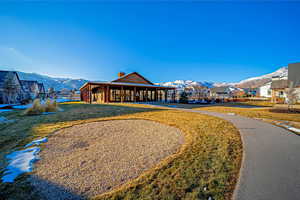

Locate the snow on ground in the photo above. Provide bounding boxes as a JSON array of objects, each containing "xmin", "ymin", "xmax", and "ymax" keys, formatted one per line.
[
  {"xmin": 1, "ymin": 98, "xmax": 75, "ymax": 111},
  {"xmin": 12, "ymin": 104, "xmax": 32, "ymax": 110},
  {"xmin": 25, "ymin": 138, "xmax": 48, "ymax": 148},
  {"xmin": 0, "ymin": 109, "xmax": 12, "ymax": 113},
  {"xmin": 55, "ymin": 98, "xmax": 78, "ymax": 103},
  {"xmin": 2, "ymin": 137, "xmax": 48, "ymax": 183},
  {"xmin": 42, "ymin": 112, "xmax": 56, "ymax": 115},
  {"xmin": 0, "ymin": 104, "xmax": 14, "ymax": 108},
  {"xmin": 275, "ymin": 122, "xmax": 300, "ymax": 134},
  {"xmin": 0, "ymin": 116, "xmax": 15, "ymax": 124},
  {"xmin": 287, "ymin": 127, "xmax": 300, "ymax": 133},
  {"xmin": 1, "ymin": 147, "xmax": 41, "ymax": 183},
  {"xmin": 167, "ymin": 105, "xmax": 177, "ymax": 108}
]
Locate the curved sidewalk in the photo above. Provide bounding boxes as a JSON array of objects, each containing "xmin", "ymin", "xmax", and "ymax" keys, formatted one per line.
[{"xmin": 160, "ymin": 106, "xmax": 300, "ymax": 200}]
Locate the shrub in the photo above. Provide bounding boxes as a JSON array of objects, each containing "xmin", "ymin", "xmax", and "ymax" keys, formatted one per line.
[
  {"xmin": 44, "ymin": 99, "xmax": 58, "ymax": 112},
  {"xmin": 24, "ymin": 99, "xmax": 59, "ymax": 115},
  {"xmin": 24, "ymin": 99, "xmax": 45, "ymax": 115}
]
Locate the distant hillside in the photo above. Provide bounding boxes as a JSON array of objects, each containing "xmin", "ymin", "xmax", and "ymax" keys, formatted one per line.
[
  {"xmin": 160, "ymin": 67, "xmax": 288, "ymax": 89},
  {"xmin": 235, "ymin": 67, "xmax": 287, "ymax": 88},
  {"xmin": 17, "ymin": 71, "xmax": 88, "ymax": 91},
  {"xmin": 160, "ymin": 80, "xmax": 216, "ymax": 90},
  {"xmin": 15, "ymin": 66, "xmax": 288, "ymax": 91}
]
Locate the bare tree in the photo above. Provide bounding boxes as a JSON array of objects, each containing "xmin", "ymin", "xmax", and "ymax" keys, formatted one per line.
[{"xmin": 285, "ymin": 81, "xmax": 299, "ymax": 112}]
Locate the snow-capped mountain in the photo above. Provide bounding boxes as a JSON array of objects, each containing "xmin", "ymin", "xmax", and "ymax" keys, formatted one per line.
[
  {"xmin": 16, "ymin": 71, "xmax": 88, "ymax": 91},
  {"xmin": 235, "ymin": 66, "xmax": 287, "ymax": 88},
  {"xmin": 238, "ymin": 67, "xmax": 287, "ymax": 84},
  {"xmin": 159, "ymin": 66, "xmax": 288, "ymax": 89},
  {"xmin": 14, "ymin": 66, "xmax": 288, "ymax": 92},
  {"xmin": 160, "ymin": 80, "xmax": 215, "ymax": 89}
]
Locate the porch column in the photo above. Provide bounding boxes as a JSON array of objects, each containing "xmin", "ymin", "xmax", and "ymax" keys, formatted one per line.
[
  {"xmin": 134, "ymin": 87, "xmax": 137, "ymax": 102},
  {"xmin": 159, "ymin": 90, "xmax": 162, "ymax": 101},
  {"xmin": 155, "ymin": 88, "xmax": 158, "ymax": 101},
  {"xmin": 107, "ymin": 85, "xmax": 110, "ymax": 103},
  {"xmin": 89, "ymin": 84, "xmax": 92, "ymax": 104},
  {"xmin": 145, "ymin": 88, "xmax": 148, "ymax": 102},
  {"xmin": 121, "ymin": 86, "xmax": 124, "ymax": 102},
  {"xmin": 165, "ymin": 89, "xmax": 168, "ymax": 102},
  {"xmin": 106, "ymin": 86, "xmax": 110, "ymax": 103},
  {"xmin": 173, "ymin": 90, "xmax": 176, "ymax": 102}
]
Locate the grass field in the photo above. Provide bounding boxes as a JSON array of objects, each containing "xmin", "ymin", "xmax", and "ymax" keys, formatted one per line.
[
  {"xmin": 195, "ymin": 106, "xmax": 300, "ymax": 123},
  {"xmin": 155, "ymin": 101, "xmax": 300, "ymax": 123},
  {"xmin": 0, "ymin": 102, "xmax": 242, "ymax": 200},
  {"xmin": 154, "ymin": 101, "xmax": 274, "ymax": 109}
]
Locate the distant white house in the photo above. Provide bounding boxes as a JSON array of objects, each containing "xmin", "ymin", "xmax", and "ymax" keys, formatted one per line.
[
  {"xmin": 258, "ymin": 82, "xmax": 272, "ymax": 98},
  {"xmin": 210, "ymin": 86, "xmax": 233, "ymax": 99}
]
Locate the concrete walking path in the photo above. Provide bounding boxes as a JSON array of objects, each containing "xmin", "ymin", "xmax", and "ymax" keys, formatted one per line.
[{"xmin": 154, "ymin": 105, "xmax": 300, "ymax": 200}]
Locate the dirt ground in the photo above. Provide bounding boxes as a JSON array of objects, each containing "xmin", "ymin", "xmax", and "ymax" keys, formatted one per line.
[{"xmin": 29, "ymin": 119, "xmax": 184, "ymax": 200}]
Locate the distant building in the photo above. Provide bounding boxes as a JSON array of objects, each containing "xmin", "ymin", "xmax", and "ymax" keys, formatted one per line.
[
  {"xmin": 243, "ymin": 88, "xmax": 259, "ymax": 97},
  {"xmin": 271, "ymin": 78, "xmax": 289, "ymax": 103},
  {"xmin": 37, "ymin": 83, "xmax": 46, "ymax": 99},
  {"xmin": 269, "ymin": 63, "xmax": 300, "ymax": 103},
  {"xmin": 258, "ymin": 82, "xmax": 272, "ymax": 98},
  {"xmin": 210, "ymin": 86, "xmax": 233, "ymax": 99},
  {"xmin": 20, "ymin": 80, "xmax": 40, "ymax": 100},
  {"xmin": 0, "ymin": 71, "xmax": 26, "ymax": 104}
]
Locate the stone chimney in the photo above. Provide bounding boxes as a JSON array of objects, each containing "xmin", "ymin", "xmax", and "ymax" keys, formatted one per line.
[{"xmin": 118, "ymin": 72, "xmax": 125, "ymax": 77}]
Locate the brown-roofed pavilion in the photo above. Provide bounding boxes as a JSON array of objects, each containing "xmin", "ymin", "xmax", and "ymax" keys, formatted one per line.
[{"xmin": 80, "ymin": 72, "xmax": 176, "ymax": 103}]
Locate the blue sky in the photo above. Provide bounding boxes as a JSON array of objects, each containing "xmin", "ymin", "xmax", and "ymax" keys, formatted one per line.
[{"xmin": 0, "ymin": 1, "xmax": 299, "ymax": 82}]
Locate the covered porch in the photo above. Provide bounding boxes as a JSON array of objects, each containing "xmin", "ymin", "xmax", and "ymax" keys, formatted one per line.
[{"xmin": 80, "ymin": 82, "xmax": 176, "ymax": 103}]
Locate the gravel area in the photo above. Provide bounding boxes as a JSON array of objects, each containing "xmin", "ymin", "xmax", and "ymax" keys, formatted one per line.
[{"xmin": 29, "ymin": 119, "xmax": 184, "ymax": 200}]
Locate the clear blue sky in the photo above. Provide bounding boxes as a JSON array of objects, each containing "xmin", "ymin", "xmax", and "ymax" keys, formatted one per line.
[{"xmin": 0, "ymin": 1, "xmax": 300, "ymax": 83}]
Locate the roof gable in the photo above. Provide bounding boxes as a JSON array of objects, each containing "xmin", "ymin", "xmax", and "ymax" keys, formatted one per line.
[
  {"xmin": 0, "ymin": 71, "xmax": 22, "ymax": 87},
  {"xmin": 112, "ymin": 72, "xmax": 153, "ymax": 85}
]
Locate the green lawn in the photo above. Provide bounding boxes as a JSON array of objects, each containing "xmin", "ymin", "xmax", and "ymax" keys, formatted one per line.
[{"xmin": 0, "ymin": 102, "xmax": 242, "ymax": 200}]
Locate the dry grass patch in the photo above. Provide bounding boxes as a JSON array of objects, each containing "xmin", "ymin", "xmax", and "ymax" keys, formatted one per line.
[
  {"xmin": 233, "ymin": 101, "xmax": 274, "ymax": 107},
  {"xmin": 195, "ymin": 106, "xmax": 300, "ymax": 123},
  {"xmin": 0, "ymin": 103, "xmax": 242, "ymax": 200}
]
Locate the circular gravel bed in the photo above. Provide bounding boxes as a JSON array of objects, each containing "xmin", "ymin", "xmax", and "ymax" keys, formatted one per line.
[{"xmin": 30, "ymin": 119, "xmax": 184, "ymax": 200}]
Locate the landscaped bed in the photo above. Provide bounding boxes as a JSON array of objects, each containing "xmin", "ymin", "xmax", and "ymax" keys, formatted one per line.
[{"xmin": 0, "ymin": 102, "xmax": 242, "ymax": 200}]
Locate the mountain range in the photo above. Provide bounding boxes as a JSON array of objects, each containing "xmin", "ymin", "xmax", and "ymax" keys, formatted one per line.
[
  {"xmin": 17, "ymin": 71, "xmax": 88, "ymax": 91},
  {"xmin": 14, "ymin": 66, "xmax": 288, "ymax": 91},
  {"xmin": 160, "ymin": 66, "xmax": 288, "ymax": 89}
]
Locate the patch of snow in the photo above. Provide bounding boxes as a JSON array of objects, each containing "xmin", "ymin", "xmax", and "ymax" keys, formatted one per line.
[
  {"xmin": 55, "ymin": 98, "xmax": 75, "ymax": 103},
  {"xmin": 12, "ymin": 104, "xmax": 32, "ymax": 110},
  {"xmin": 1, "ymin": 147, "xmax": 41, "ymax": 183},
  {"xmin": 42, "ymin": 112, "xmax": 56, "ymax": 115},
  {"xmin": 0, "ymin": 116, "xmax": 15, "ymax": 124},
  {"xmin": 167, "ymin": 105, "xmax": 177, "ymax": 108},
  {"xmin": 0, "ymin": 109, "xmax": 12, "ymax": 113},
  {"xmin": 0, "ymin": 104, "xmax": 14, "ymax": 108},
  {"xmin": 274, "ymin": 122, "xmax": 300, "ymax": 133},
  {"xmin": 287, "ymin": 127, "xmax": 300, "ymax": 133},
  {"xmin": 25, "ymin": 137, "xmax": 48, "ymax": 148}
]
